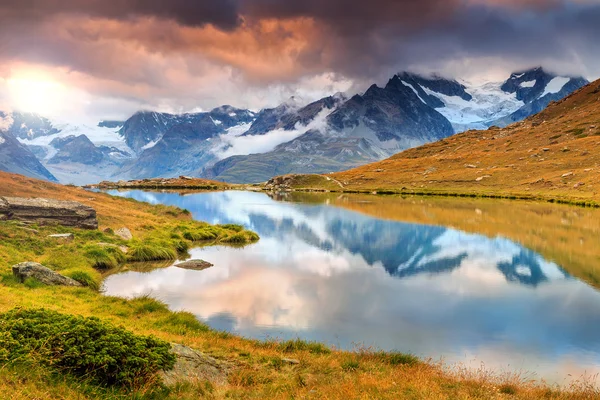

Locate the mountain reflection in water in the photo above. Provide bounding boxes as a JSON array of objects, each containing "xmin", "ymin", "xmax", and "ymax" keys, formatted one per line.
[{"xmin": 103, "ymin": 190, "xmax": 600, "ymax": 384}]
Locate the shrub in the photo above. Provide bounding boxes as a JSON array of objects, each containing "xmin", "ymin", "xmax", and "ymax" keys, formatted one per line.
[
  {"xmin": 128, "ymin": 245, "xmax": 177, "ymax": 262},
  {"xmin": 0, "ymin": 308, "xmax": 175, "ymax": 388}
]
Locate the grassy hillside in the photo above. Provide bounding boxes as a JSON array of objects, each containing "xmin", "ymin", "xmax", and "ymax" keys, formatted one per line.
[
  {"xmin": 274, "ymin": 79, "xmax": 600, "ymax": 203},
  {"xmin": 0, "ymin": 171, "xmax": 598, "ymax": 398}
]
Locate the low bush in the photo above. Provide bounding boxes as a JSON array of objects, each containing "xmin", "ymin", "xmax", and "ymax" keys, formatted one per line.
[{"xmin": 0, "ymin": 308, "xmax": 175, "ymax": 388}]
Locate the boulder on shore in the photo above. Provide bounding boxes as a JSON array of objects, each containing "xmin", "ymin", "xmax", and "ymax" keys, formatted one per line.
[
  {"xmin": 12, "ymin": 262, "xmax": 82, "ymax": 287},
  {"xmin": 0, "ymin": 196, "xmax": 97, "ymax": 229}
]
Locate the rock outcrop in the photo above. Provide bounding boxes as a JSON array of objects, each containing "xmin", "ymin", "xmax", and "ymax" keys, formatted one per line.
[
  {"xmin": 12, "ymin": 262, "xmax": 82, "ymax": 287},
  {"xmin": 0, "ymin": 196, "xmax": 97, "ymax": 229}
]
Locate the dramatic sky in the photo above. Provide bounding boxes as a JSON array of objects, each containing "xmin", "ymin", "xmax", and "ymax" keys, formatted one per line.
[{"xmin": 0, "ymin": 0, "xmax": 599, "ymax": 122}]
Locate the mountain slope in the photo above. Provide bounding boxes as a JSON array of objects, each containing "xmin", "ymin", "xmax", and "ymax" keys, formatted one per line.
[
  {"xmin": 203, "ymin": 75, "xmax": 455, "ymax": 183},
  {"xmin": 119, "ymin": 107, "xmax": 255, "ymax": 179},
  {"xmin": 397, "ymin": 68, "xmax": 588, "ymax": 132},
  {"xmin": 271, "ymin": 79, "xmax": 600, "ymax": 202},
  {"xmin": 0, "ymin": 128, "xmax": 57, "ymax": 182}
]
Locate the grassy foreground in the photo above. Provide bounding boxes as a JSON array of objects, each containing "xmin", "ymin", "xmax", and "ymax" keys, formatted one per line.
[{"xmin": 0, "ymin": 172, "xmax": 598, "ymax": 399}]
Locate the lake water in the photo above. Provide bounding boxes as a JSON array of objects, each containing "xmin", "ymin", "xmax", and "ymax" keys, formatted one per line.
[{"xmin": 103, "ymin": 190, "xmax": 600, "ymax": 384}]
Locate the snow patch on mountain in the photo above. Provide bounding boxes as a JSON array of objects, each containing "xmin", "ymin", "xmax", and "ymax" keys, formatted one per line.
[
  {"xmin": 542, "ymin": 77, "xmax": 570, "ymax": 97},
  {"xmin": 520, "ymin": 80, "xmax": 536, "ymax": 88},
  {"xmin": 418, "ymin": 82, "xmax": 524, "ymax": 131},
  {"xmin": 140, "ymin": 139, "xmax": 160, "ymax": 151},
  {"xmin": 400, "ymin": 81, "xmax": 427, "ymax": 104},
  {"xmin": 18, "ymin": 118, "xmax": 132, "ymax": 161}
]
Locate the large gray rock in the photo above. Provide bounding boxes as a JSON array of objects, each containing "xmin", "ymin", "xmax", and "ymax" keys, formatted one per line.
[
  {"xmin": 159, "ymin": 343, "xmax": 228, "ymax": 386},
  {"xmin": 0, "ymin": 196, "xmax": 97, "ymax": 229},
  {"xmin": 12, "ymin": 262, "xmax": 82, "ymax": 287}
]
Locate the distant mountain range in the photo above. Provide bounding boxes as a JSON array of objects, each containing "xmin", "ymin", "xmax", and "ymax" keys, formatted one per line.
[{"xmin": 0, "ymin": 67, "xmax": 588, "ymax": 184}]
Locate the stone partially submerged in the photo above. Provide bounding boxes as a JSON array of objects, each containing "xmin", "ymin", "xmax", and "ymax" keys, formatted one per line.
[
  {"xmin": 0, "ymin": 196, "xmax": 97, "ymax": 229},
  {"xmin": 12, "ymin": 262, "xmax": 82, "ymax": 287},
  {"xmin": 175, "ymin": 260, "xmax": 213, "ymax": 271}
]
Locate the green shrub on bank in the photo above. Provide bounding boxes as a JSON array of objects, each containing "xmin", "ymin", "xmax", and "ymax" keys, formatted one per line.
[{"xmin": 0, "ymin": 308, "xmax": 175, "ymax": 388}]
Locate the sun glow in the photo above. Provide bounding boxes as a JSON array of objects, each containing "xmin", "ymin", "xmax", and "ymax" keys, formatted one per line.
[{"xmin": 6, "ymin": 76, "xmax": 66, "ymax": 115}]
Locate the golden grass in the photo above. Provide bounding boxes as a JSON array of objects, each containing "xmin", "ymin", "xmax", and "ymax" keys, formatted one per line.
[{"xmin": 0, "ymin": 171, "xmax": 598, "ymax": 398}]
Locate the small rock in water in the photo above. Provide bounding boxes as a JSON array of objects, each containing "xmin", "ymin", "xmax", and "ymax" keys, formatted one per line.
[
  {"xmin": 175, "ymin": 260, "xmax": 214, "ymax": 270},
  {"xmin": 115, "ymin": 227, "xmax": 133, "ymax": 241}
]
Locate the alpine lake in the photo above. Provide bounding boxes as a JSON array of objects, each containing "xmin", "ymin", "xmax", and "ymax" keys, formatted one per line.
[{"xmin": 102, "ymin": 189, "xmax": 600, "ymax": 385}]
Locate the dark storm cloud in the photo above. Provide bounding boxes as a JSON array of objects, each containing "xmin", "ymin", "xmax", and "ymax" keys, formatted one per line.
[
  {"xmin": 0, "ymin": 0, "xmax": 598, "ymax": 117},
  {"xmin": 0, "ymin": 0, "xmax": 242, "ymax": 29}
]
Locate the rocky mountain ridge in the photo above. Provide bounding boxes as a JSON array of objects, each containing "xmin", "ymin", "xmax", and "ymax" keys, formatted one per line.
[{"xmin": 0, "ymin": 67, "xmax": 588, "ymax": 185}]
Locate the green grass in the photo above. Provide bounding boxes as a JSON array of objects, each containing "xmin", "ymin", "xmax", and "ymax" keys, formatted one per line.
[
  {"xmin": 277, "ymin": 339, "xmax": 331, "ymax": 355},
  {"xmin": 128, "ymin": 245, "xmax": 178, "ymax": 262},
  {"xmin": 67, "ymin": 271, "xmax": 99, "ymax": 290}
]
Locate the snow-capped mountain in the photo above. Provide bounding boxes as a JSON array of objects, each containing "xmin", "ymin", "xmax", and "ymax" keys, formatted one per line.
[
  {"xmin": 0, "ymin": 67, "xmax": 588, "ymax": 185},
  {"xmin": 0, "ymin": 113, "xmax": 57, "ymax": 182},
  {"xmin": 3, "ymin": 112, "xmax": 134, "ymax": 184},
  {"xmin": 397, "ymin": 67, "xmax": 588, "ymax": 132}
]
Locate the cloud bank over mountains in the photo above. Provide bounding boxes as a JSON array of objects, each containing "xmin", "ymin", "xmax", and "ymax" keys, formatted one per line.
[{"xmin": 0, "ymin": 0, "xmax": 599, "ymax": 120}]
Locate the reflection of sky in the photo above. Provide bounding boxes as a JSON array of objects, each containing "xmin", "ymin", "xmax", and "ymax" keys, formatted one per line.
[{"xmin": 104, "ymin": 190, "xmax": 600, "ymax": 383}]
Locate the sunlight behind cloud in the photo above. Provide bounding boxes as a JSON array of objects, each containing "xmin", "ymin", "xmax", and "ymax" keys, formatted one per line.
[{"xmin": 7, "ymin": 76, "xmax": 66, "ymax": 116}]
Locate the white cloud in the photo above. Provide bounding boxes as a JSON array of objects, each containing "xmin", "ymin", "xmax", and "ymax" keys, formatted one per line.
[
  {"xmin": 0, "ymin": 113, "xmax": 14, "ymax": 132},
  {"xmin": 212, "ymin": 105, "xmax": 333, "ymax": 159}
]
